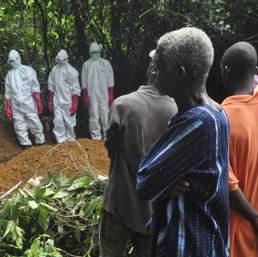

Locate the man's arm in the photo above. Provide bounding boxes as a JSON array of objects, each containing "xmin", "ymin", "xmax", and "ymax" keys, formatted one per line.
[
  {"xmin": 230, "ymin": 188, "xmax": 258, "ymax": 232},
  {"xmin": 228, "ymin": 163, "xmax": 258, "ymax": 233},
  {"xmin": 104, "ymin": 101, "xmax": 123, "ymax": 159},
  {"xmin": 137, "ymin": 117, "xmax": 206, "ymax": 201},
  {"xmin": 230, "ymin": 188, "xmax": 258, "ymax": 221},
  {"xmin": 48, "ymin": 70, "xmax": 55, "ymax": 92},
  {"xmin": 70, "ymin": 70, "xmax": 81, "ymax": 96},
  {"xmin": 229, "ymin": 168, "xmax": 258, "ymax": 232}
]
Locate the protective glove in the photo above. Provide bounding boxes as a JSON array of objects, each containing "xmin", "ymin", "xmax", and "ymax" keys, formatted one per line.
[
  {"xmin": 108, "ymin": 87, "xmax": 114, "ymax": 107},
  {"xmin": 33, "ymin": 92, "xmax": 43, "ymax": 114},
  {"xmin": 70, "ymin": 95, "xmax": 79, "ymax": 116},
  {"xmin": 83, "ymin": 89, "xmax": 90, "ymax": 108},
  {"xmin": 48, "ymin": 91, "xmax": 54, "ymax": 113},
  {"xmin": 5, "ymin": 99, "xmax": 13, "ymax": 121}
]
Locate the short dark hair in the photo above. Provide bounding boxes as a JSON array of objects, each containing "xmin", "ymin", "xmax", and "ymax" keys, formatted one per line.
[{"xmin": 221, "ymin": 42, "xmax": 257, "ymax": 75}]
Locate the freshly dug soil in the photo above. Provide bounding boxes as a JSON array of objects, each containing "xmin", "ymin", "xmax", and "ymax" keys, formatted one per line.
[
  {"xmin": 0, "ymin": 121, "xmax": 23, "ymax": 162},
  {"xmin": 0, "ymin": 138, "xmax": 110, "ymax": 194}
]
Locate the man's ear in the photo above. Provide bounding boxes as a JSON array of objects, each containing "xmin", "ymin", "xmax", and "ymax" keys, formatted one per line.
[
  {"xmin": 178, "ymin": 65, "xmax": 186, "ymax": 82},
  {"xmin": 222, "ymin": 65, "xmax": 230, "ymax": 81}
]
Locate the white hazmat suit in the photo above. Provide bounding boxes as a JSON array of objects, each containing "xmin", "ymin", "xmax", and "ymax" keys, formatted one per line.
[
  {"xmin": 5, "ymin": 50, "xmax": 45, "ymax": 147},
  {"xmin": 81, "ymin": 42, "xmax": 114, "ymax": 140},
  {"xmin": 48, "ymin": 49, "xmax": 81, "ymax": 143}
]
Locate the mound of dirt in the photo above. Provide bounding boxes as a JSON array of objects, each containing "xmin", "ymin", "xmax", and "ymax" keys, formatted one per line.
[
  {"xmin": 0, "ymin": 121, "xmax": 23, "ymax": 162},
  {"xmin": 0, "ymin": 139, "xmax": 110, "ymax": 194}
]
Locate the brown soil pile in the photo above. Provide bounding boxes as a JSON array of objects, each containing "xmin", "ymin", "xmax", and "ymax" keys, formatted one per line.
[
  {"xmin": 0, "ymin": 122, "xmax": 23, "ymax": 162},
  {"xmin": 0, "ymin": 138, "xmax": 110, "ymax": 194}
]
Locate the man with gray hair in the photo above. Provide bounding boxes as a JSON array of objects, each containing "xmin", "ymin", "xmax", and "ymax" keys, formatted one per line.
[{"xmin": 137, "ymin": 27, "xmax": 230, "ymax": 257}]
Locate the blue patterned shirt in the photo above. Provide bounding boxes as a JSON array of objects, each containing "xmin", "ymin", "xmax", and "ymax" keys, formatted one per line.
[{"xmin": 137, "ymin": 105, "xmax": 230, "ymax": 257}]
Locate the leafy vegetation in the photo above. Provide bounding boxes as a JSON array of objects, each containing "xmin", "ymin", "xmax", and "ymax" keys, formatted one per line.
[
  {"xmin": 0, "ymin": 0, "xmax": 257, "ymax": 104},
  {"xmin": 0, "ymin": 1, "xmax": 257, "ymax": 255},
  {"xmin": 0, "ymin": 174, "xmax": 106, "ymax": 256},
  {"xmin": 20, "ymin": 236, "xmax": 63, "ymax": 257}
]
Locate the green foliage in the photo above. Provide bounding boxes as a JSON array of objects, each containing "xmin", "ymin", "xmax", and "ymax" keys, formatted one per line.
[
  {"xmin": 0, "ymin": 174, "xmax": 106, "ymax": 256},
  {"xmin": 22, "ymin": 235, "xmax": 63, "ymax": 257},
  {"xmin": 0, "ymin": 0, "xmax": 257, "ymax": 105},
  {"xmin": 4, "ymin": 235, "xmax": 63, "ymax": 257}
]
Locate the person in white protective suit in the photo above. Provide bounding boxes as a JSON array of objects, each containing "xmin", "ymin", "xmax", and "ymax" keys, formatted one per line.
[
  {"xmin": 5, "ymin": 50, "xmax": 45, "ymax": 149},
  {"xmin": 48, "ymin": 49, "xmax": 81, "ymax": 144},
  {"xmin": 81, "ymin": 42, "xmax": 114, "ymax": 140}
]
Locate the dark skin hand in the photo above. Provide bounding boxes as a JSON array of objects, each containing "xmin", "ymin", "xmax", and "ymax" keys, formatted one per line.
[
  {"xmin": 169, "ymin": 180, "xmax": 191, "ymax": 197},
  {"xmin": 230, "ymin": 188, "xmax": 258, "ymax": 234}
]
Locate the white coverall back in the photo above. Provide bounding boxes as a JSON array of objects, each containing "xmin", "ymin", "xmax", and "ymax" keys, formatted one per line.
[
  {"xmin": 81, "ymin": 44, "xmax": 114, "ymax": 140},
  {"xmin": 48, "ymin": 50, "xmax": 81, "ymax": 143},
  {"xmin": 5, "ymin": 50, "xmax": 45, "ymax": 146}
]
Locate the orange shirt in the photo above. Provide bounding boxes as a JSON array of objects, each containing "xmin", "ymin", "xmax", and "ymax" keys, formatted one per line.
[{"xmin": 222, "ymin": 87, "xmax": 258, "ymax": 257}]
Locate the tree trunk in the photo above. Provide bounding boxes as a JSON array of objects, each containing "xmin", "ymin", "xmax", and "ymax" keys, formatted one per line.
[
  {"xmin": 34, "ymin": 0, "xmax": 50, "ymax": 72},
  {"xmin": 71, "ymin": 0, "xmax": 88, "ymax": 63}
]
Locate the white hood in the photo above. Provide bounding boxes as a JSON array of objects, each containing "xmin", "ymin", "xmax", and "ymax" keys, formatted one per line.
[
  {"xmin": 90, "ymin": 42, "xmax": 101, "ymax": 53},
  {"xmin": 55, "ymin": 49, "xmax": 69, "ymax": 63},
  {"xmin": 8, "ymin": 50, "xmax": 22, "ymax": 65}
]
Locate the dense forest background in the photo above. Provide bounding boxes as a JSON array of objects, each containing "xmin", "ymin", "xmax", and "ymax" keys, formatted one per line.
[{"xmin": 0, "ymin": 0, "xmax": 257, "ymax": 104}]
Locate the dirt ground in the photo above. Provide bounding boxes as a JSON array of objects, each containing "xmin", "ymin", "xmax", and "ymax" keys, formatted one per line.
[
  {"xmin": 0, "ymin": 121, "xmax": 23, "ymax": 162},
  {"xmin": 0, "ymin": 121, "xmax": 110, "ymax": 194}
]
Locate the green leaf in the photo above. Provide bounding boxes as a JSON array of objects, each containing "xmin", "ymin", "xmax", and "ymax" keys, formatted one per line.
[
  {"xmin": 44, "ymin": 188, "xmax": 58, "ymax": 197},
  {"xmin": 28, "ymin": 200, "xmax": 39, "ymax": 209},
  {"xmin": 45, "ymin": 239, "xmax": 54, "ymax": 252},
  {"xmin": 80, "ymin": 197, "xmax": 101, "ymax": 218},
  {"xmin": 37, "ymin": 206, "xmax": 50, "ymax": 232},
  {"xmin": 2, "ymin": 198, "xmax": 19, "ymax": 220},
  {"xmin": 52, "ymin": 191, "xmax": 69, "ymax": 199},
  {"xmin": 27, "ymin": 0, "xmax": 34, "ymax": 6},
  {"xmin": 55, "ymin": 176, "xmax": 70, "ymax": 186},
  {"xmin": 2, "ymin": 221, "xmax": 12, "ymax": 239},
  {"xmin": 31, "ymin": 237, "xmax": 40, "ymax": 250},
  {"xmin": 8, "ymin": 221, "xmax": 24, "ymax": 249},
  {"xmin": 67, "ymin": 177, "xmax": 91, "ymax": 191},
  {"xmin": 34, "ymin": 188, "xmax": 46, "ymax": 198}
]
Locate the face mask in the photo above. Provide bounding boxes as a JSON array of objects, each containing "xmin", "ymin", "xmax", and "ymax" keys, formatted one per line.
[
  {"xmin": 55, "ymin": 58, "xmax": 68, "ymax": 65},
  {"xmin": 9, "ymin": 62, "xmax": 20, "ymax": 69},
  {"xmin": 90, "ymin": 52, "xmax": 100, "ymax": 61}
]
